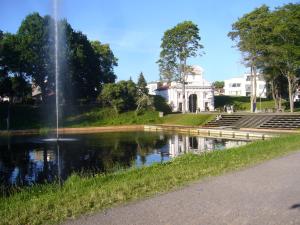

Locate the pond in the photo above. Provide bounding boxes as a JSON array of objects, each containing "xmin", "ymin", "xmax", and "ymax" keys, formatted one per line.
[{"xmin": 0, "ymin": 131, "xmax": 249, "ymax": 189}]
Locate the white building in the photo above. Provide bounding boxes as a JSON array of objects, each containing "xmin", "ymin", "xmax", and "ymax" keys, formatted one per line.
[
  {"xmin": 294, "ymin": 87, "xmax": 300, "ymax": 102},
  {"xmin": 168, "ymin": 134, "xmax": 247, "ymax": 158},
  {"xmin": 147, "ymin": 66, "xmax": 214, "ymax": 112},
  {"xmin": 224, "ymin": 74, "xmax": 267, "ymax": 98}
]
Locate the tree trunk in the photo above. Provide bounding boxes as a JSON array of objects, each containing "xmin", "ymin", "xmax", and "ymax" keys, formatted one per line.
[
  {"xmin": 270, "ymin": 81, "xmax": 278, "ymax": 111},
  {"xmin": 182, "ymin": 81, "xmax": 186, "ymax": 114},
  {"xmin": 279, "ymin": 96, "xmax": 282, "ymax": 111},
  {"xmin": 250, "ymin": 65, "xmax": 257, "ymax": 113},
  {"xmin": 181, "ymin": 61, "xmax": 186, "ymax": 114},
  {"xmin": 287, "ymin": 75, "xmax": 294, "ymax": 113},
  {"xmin": 252, "ymin": 65, "xmax": 257, "ymax": 113}
]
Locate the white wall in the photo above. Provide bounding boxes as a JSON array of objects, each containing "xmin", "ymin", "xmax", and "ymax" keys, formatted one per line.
[{"xmin": 224, "ymin": 74, "xmax": 267, "ymax": 98}]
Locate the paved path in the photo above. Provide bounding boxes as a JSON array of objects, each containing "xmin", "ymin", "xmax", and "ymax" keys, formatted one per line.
[{"xmin": 65, "ymin": 152, "xmax": 300, "ymax": 225}]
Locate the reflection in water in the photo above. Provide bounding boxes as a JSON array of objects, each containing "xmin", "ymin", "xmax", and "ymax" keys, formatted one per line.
[
  {"xmin": 0, "ymin": 132, "xmax": 249, "ymax": 189},
  {"xmin": 169, "ymin": 135, "xmax": 247, "ymax": 158}
]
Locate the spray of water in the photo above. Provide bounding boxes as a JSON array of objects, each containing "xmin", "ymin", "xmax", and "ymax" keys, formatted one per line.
[{"xmin": 53, "ymin": 0, "xmax": 59, "ymax": 140}]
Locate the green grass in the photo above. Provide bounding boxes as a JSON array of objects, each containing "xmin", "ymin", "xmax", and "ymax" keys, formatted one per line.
[
  {"xmin": 1, "ymin": 134, "xmax": 300, "ymax": 225},
  {"xmin": 161, "ymin": 113, "xmax": 215, "ymax": 126},
  {"xmin": 214, "ymin": 95, "xmax": 288, "ymax": 111},
  {"xmin": 65, "ymin": 108, "xmax": 164, "ymax": 127},
  {"xmin": 0, "ymin": 105, "xmax": 214, "ymax": 130}
]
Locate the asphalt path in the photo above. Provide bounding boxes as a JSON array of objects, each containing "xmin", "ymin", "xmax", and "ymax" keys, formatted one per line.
[{"xmin": 64, "ymin": 151, "xmax": 300, "ymax": 225}]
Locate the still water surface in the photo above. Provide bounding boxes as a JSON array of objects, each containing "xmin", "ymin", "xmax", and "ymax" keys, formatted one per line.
[{"xmin": 0, "ymin": 131, "xmax": 249, "ymax": 188}]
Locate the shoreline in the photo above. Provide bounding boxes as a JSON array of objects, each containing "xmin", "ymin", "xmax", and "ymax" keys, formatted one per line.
[{"xmin": 0, "ymin": 124, "xmax": 299, "ymax": 137}]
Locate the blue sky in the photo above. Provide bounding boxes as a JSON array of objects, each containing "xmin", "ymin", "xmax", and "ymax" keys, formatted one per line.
[{"xmin": 0, "ymin": 0, "xmax": 297, "ymax": 83}]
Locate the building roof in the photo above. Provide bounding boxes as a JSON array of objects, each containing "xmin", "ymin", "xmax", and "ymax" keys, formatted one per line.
[{"xmin": 156, "ymin": 85, "xmax": 169, "ymax": 91}]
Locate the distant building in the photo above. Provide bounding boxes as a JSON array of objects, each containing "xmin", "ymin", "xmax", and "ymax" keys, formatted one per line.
[
  {"xmin": 294, "ymin": 87, "xmax": 300, "ymax": 102},
  {"xmin": 31, "ymin": 83, "xmax": 42, "ymax": 101},
  {"xmin": 224, "ymin": 74, "xmax": 267, "ymax": 98},
  {"xmin": 147, "ymin": 65, "xmax": 214, "ymax": 112},
  {"xmin": 0, "ymin": 96, "xmax": 10, "ymax": 102},
  {"xmin": 168, "ymin": 134, "xmax": 247, "ymax": 158}
]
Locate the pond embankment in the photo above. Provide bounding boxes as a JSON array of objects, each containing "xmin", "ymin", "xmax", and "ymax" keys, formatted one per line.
[{"xmin": 1, "ymin": 123, "xmax": 298, "ymax": 139}]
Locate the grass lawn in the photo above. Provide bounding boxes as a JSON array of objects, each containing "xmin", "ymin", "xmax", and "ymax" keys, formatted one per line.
[
  {"xmin": 214, "ymin": 95, "xmax": 288, "ymax": 111},
  {"xmin": 65, "ymin": 108, "xmax": 164, "ymax": 127},
  {"xmin": 160, "ymin": 113, "xmax": 215, "ymax": 126},
  {"xmin": 1, "ymin": 134, "xmax": 300, "ymax": 225},
  {"xmin": 0, "ymin": 105, "xmax": 215, "ymax": 130}
]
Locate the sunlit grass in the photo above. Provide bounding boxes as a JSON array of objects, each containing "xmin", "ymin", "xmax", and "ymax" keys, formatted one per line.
[
  {"xmin": 1, "ymin": 134, "xmax": 300, "ymax": 225},
  {"xmin": 161, "ymin": 113, "xmax": 215, "ymax": 126}
]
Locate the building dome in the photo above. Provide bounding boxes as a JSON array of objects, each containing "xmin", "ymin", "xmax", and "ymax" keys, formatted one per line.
[{"xmin": 192, "ymin": 65, "xmax": 204, "ymax": 75}]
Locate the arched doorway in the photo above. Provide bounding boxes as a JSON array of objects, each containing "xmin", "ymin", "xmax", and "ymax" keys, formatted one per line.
[{"xmin": 188, "ymin": 94, "xmax": 197, "ymax": 113}]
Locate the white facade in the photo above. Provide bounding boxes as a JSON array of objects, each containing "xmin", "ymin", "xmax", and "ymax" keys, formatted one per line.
[
  {"xmin": 294, "ymin": 87, "xmax": 300, "ymax": 102},
  {"xmin": 146, "ymin": 82, "xmax": 159, "ymax": 95},
  {"xmin": 224, "ymin": 74, "xmax": 267, "ymax": 98},
  {"xmin": 148, "ymin": 66, "xmax": 214, "ymax": 112},
  {"xmin": 168, "ymin": 134, "xmax": 247, "ymax": 158}
]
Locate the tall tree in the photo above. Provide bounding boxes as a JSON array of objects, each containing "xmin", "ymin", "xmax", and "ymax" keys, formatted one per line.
[
  {"xmin": 68, "ymin": 30, "xmax": 100, "ymax": 101},
  {"xmin": 267, "ymin": 4, "xmax": 300, "ymax": 112},
  {"xmin": 91, "ymin": 41, "xmax": 118, "ymax": 83},
  {"xmin": 137, "ymin": 72, "xmax": 148, "ymax": 95},
  {"xmin": 17, "ymin": 13, "xmax": 53, "ymax": 102},
  {"xmin": 157, "ymin": 21, "xmax": 203, "ymax": 113},
  {"xmin": 228, "ymin": 5, "xmax": 271, "ymax": 112}
]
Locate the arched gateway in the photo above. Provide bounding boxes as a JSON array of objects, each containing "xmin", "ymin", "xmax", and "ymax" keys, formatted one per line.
[{"xmin": 189, "ymin": 94, "xmax": 197, "ymax": 113}]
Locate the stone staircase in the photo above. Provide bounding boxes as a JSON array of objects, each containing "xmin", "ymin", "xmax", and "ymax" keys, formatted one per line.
[
  {"xmin": 233, "ymin": 115, "xmax": 275, "ymax": 128},
  {"xmin": 259, "ymin": 115, "xmax": 300, "ymax": 129},
  {"xmin": 203, "ymin": 114, "xmax": 245, "ymax": 128},
  {"xmin": 204, "ymin": 114, "xmax": 300, "ymax": 130}
]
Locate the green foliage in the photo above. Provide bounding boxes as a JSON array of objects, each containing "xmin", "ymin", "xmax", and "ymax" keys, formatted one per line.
[
  {"xmin": 158, "ymin": 21, "xmax": 203, "ymax": 82},
  {"xmin": 157, "ymin": 21, "xmax": 203, "ymax": 113},
  {"xmin": 213, "ymin": 81, "xmax": 224, "ymax": 89},
  {"xmin": 0, "ymin": 104, "xmax": 44, "ymax": 129},
  {"xmin": 229, "ymin": 3, "xmax": 300, "ymax": 112},
  {"xmin": 152, "ymin": 95, "xmax": 172, "ymax": 114},
  {"xmin": 137, "ymin": 72, "xmax": 148, "ymax": 95},
  {"xmin": 100, "ymin": 80, "xmax": 138, "ymax": 113},
  {"xmin": 0, "ymin": 13, "xmax": 118, "ymax": 103},
  {"xmin": 65, "ymin": 107, "xmax": 163, "ymax": 127},
  {"xmin": 91, "ymin": 41, "xmax": 118, "ymax": 83},
  {"xmin": 2, "ymin": 134, "xmax": 300, "ymax": 225},
  {"xmin": 135, "ymin": 94, "xmax": 154, "ymax": 115}
]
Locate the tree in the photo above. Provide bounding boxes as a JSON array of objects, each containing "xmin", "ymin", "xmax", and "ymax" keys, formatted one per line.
[
  {"xmin": 262, "ymin": 65, "xmax": 287, "ymax": 111},
  {"xmin": 100, "ymin": 80, "xmax": 137, "ymax": 113},
  {"xmin": 15, "ymin": 13, "xmax": 60, "ymax": 103},
  {"xmin": 228, "ymin": 5, "xmax": 271, "ymax": 112},
  {"xmin": 157, "ymin": 21, "xmax": 203, "ymax": 113},
  {"xmin": 137, "ymin": 72, "xmax": 148, "ymax": 96},
  {"xmin": 68, "ymin": 30, "xmax": 101, "ymax": 102},
  {"xmin": 0, "ymin": 77, "xmax": 12, "ymax": 99},
  {"xmin": 213, "ymin": 81, "xmax": 224, "ymax": 95},
  {"xmin": 91, "ymin": 41, "xmax": 118, "ymax": 83},
  {"xmin": 266, "ymin": 4, "xmax": 300, "ymax": 112}
]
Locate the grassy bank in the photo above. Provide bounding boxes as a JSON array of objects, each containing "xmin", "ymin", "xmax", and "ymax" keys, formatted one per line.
[
  {"xmin": 214, "ymin": 96, "xmax": 280, "ymax": 111},
  {"xmin": 1, "ymin": 134, "xmax": 300, "ymax": 225},
  {"xmin": 161, "ymin": 113, "xmax": 214, "ymax": 126},
  {"xmin": 66, "ymin": 108, "xmax": 214, "ymax": 127},
  {"xmin": 0, "ymin": 105, "xmax": 214, "ymax": 130}
]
